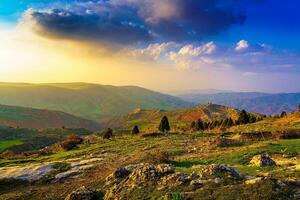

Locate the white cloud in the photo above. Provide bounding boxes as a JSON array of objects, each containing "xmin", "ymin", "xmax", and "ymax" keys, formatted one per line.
[{"xmin": 235, "ymin": 40, "xmax": 249, "ymax": 51}]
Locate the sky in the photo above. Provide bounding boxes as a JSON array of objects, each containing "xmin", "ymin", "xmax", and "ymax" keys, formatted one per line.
[{"xmin": 1, "ymin": 0, "xmax": 300, "ymax": 93}]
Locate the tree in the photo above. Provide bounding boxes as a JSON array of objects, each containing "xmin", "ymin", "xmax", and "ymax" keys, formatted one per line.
[
  {"xmin": 195, "ymin": 119, "xmax": 204, "ymax": 131},
  {"xmin": 280, "ymin": 111, "xmax": 287, "ymax": 118},
  {"xmin": 190, "ymin": 121, "xmax": 196, "ymax": 130},
  {"xmin": 221, "ymin": 118, "xmax": 229, "ymax": 128},
  {"xmin": 103, "ymin": 128, "xmax": 113, "ymax": 139},
  {"xmin": 158, "ymin": 116, "xmax": 170, "ymax": 132},
  {"xmin": 238, "ymin": 110, "xmax": 250, "ymax": 124},
  {"xmin": 298, "ymin": 102, "xmax": 300, "ymax": 111},
  {"xmin": 132, "ymin": 125, "xmax": 140, "ymax": 134},
  {"xmin": 249, "ymin": 115, "xmax": 257, "ymax": 123},
  {"xmin": 227, "ymin": 118, "xmax": 234, "ymax": 127}
]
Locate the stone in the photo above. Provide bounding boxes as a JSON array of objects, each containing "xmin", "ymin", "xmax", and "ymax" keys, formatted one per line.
[
  {"xmin": 245, "ymin": 177, "xmax": 263, "ymax": 185},
  {"xmin": 250, "ymin": 154, "xmax": 276, "ymax": 167},
  {"xmin": 190, "ymin": 179, "xmax": 203, "ymax": 189},
  {"xmin": 199, "ymin": 164, "xmax": 243, "ymax": 179},
  {"xmin": 65, "ymin": 186, "xmax": 97, "ymax": 200}
]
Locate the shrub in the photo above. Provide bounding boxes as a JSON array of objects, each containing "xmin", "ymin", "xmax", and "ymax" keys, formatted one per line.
[
  {"xmin": 132, "ymin": 126, "xmax": 140, "ymax": 135},
  {"xmin": 158, "ymin": 116, "xmax": 170, "ymax": 132},
  {"xmin": 280, "ymin": 111, "xmax": 287, "ymax": 118},
  {"xmin": 60, "ymin": 135, "xmax": 83, "ymax": 150},
  {"xmin": 103, "ymin": 128, "xmax": 113, "ymax": 139},
  {"xmin": 141, "ymin": 151, "xmax": 171, "ymax": 164}
]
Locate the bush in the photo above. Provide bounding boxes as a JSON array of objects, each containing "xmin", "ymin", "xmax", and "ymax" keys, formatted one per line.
[
  {"xmin": 141, "ymin": 151, "xmax": 171, "ymax": 164},
  {"xmin": 60, "ymin": 135, "xmax": 83, "ymax": 150},
  {"xmin": 132, "ymin": 126, "xmax": 140, "ymax": 135},
  {"xmin": 103, "ymin": 128, "xmax": 113, "ymax": 139}
]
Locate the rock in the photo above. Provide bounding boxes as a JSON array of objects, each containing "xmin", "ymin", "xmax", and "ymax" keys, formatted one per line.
[
  {"xmin": 104, "ymin": 163, "xmax": 202, "ymax": 199},
  {"xmin": 199, "ymin": 164, "xmax": 243, "ymax": 179},
  {"xmin": 0, "ymin": 163, "xmax": 54, "ymax": 181},
  {"xmin": 65, "ymin": 186, "xmax": 97, "ymax": 200},
  {"xmin": 294, "ymin": 190, "xmax": 300, "ymax": 199},
  {"xmin": 190, "ymin": 179, "xmax": 203, "ymax": 189},
  {"xmin": 214, "ymin": 177, "xmax": 221, "ymax": 184},
  {"xmin": 250, "ymin": 154, "xmax": 276, "ymax": 167},
  {"xmin": 245, "ymin": 177, "xmax": 263, "ymax": 185}
]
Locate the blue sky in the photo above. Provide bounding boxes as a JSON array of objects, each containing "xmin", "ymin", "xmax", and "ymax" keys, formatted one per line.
[{"xmin": 1, "ymin": 0, "xmax": 300, "ymax": 92}]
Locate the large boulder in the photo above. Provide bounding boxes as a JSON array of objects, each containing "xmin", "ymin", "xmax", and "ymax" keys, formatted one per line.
[
  {"xmin": 250, "ymin": 154, "xmax": 276, "ymax": 167},
  {"xmin": 198, "ymin": 164, "xmax": 243, "ymax": 180},
  {"xmin": 104, "ymin": 163, "xmax": 203, "ymax": 200},
  {"xmin": 65, "ymin": 186, "xmax": 97, "ymax": 200}
]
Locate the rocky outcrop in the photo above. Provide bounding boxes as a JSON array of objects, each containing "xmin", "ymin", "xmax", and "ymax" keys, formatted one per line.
[
  {"xmin": 65, "ymin": 186, "xmax": 97, "ymax": 200},
  {"xmin": 198, "ymin": 164, "xmax": 243, "ymax": 179},
  {"xmin": 0, "ymin": 163, "xmax": 54, "ymax": 181},
  {"xmin": 103, "ymin": 163, "xmax": 243, "ymax": 200},
  {"xmin": 250, "ymin": 154, "xmax": 276, "ymax": 167}
]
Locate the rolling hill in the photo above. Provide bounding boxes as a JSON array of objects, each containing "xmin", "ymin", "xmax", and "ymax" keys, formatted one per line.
[
  {"xmin": 0, "ymin": 82, "xmax": 193, "ymax": 121},
  {"xmin": 179, "ymin": 92, "xmax": 300, "ymax": 115},
  {"xmin": 0, "ymin": 104, "xmax": 101, "ymax": 131},
  {"xmin": 105, "ymin": 104, "xmax": 257, "ymax": 131}
]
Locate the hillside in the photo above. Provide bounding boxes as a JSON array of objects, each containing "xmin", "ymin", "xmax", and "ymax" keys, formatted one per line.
[
  {"xmin": 105, "ymin": 104, "xmax": 248, "ymax": 131},
  {"xmin": 179, "ymin": 92, "xmax": 300, "ymax": 115},
  {"xmin": 229, "ymin": 110, "xmax": 300, "ymax": 133},
  {"xmin": 0, "ymin": 82, "xmax": 193, "ymax": 120},
  {"xmin": 0, "ymin": 104, "xmax": 101, "ymax": 131}
]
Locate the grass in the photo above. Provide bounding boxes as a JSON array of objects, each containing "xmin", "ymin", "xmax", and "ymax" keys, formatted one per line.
[
  {"xmin": 0, "ymin": 140, "xmax": 23, "ymax": 151},
  {"xmin": 172, "ymin": 139, "xmax": 300, "ymax": 172}
]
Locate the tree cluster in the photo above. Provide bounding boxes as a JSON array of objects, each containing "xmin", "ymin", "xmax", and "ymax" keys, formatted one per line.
[{"xmin": 190, "ymin": 110, "xmax": 263, "ymax": 131}]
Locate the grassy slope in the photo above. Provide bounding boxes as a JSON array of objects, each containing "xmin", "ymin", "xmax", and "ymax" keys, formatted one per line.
[
  {"xmin": 0, "ymin": 82, "xmax": 193, "ymax": 120},
  {"xmin": 105, "ymin": 104, "xmax": 252, "ymax": 131},
  {"xmin": 229, "ymin": 111, "xmax": 300, "ymax": 133},
  {"xmin": 0, "ymin": 104, "xmax": 101, "ymax": 131},
  {"xmin": 0, "ymin": 140, "xmax": 23, "ymax": 151},
  {"xmin": 0, "ymin": 132, "xmax": 299, "ymax": 199}
]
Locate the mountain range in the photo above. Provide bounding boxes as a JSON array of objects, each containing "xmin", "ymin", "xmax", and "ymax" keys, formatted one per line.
[
  {"xmin": 0, "ymin": 82, "xmax": 193, "ymax": 121},
  {"xmin": 0, "ymin": 104, "xmax": 101, "ymax": 131},
  {"xmin": 179, "ymin": 92, "xmax": 300, "ymax": 115}
]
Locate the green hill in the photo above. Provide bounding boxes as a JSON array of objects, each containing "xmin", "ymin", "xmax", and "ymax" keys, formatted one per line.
[
  {"xmin": 105, "ymin": 104, "xmax": 249, "ymax": 131},
  {"xmin": 0, "ymin": 82, "xmax": 193, "ymax": 120},
  {"xmin": 0, "ymin": 104, "xmax": 101, "ymax": 131}
]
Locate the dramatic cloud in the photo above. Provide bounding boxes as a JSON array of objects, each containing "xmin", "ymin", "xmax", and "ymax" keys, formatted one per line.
[
  {"xmin": 24, "ymin": 0, "xmax": 248, "ymax": 44},
  {"xmin": 128, "ymin": 40, "xmax": 300, "ymax": 73}
]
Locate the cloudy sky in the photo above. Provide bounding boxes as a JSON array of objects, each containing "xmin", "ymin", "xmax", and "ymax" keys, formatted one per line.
[{"xmin": 1, "ymin": 0, "xmax": 300, "ymax": 93}]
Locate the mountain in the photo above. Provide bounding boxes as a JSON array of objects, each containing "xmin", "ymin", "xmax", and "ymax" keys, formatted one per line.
[
  {"xmin": 179, "ymin": 92, "xmax": 300, "ymax": 115},
  {"xmin": 0, "ymin": 104, "xmax": 101, "ymax": 131},
  {"xmin": 105, "ymin": 104, "xmax": 258, "ymax": 131},
  {"xmin": 0, "ymin": 82, "xmax": 193, "ymax": 120}
]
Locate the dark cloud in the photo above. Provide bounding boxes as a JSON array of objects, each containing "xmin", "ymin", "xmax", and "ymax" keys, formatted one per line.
[
  {"xmin": 28, "ymin": 8, "xmax": 151, "ymax": 44},
  {"xmin": 26, "ymin": 0, "xmax": 251, "ymax": 44}
]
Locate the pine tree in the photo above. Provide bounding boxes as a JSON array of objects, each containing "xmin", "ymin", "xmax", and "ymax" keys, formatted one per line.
[
  {"xmin": 195, "ymin": 119, "xmax": 204, "ymax": 131},
  {"xmin": 132, "ymin": 125, "xmax": 140, "ymax": 134},
  {"xmin": 221, "ymin": 118, "xmax": 229, "ymax": 127},
  {"xmin": 227, "ymin": 118, "xmax": 234, "ymax": 127},
  {"xmin": 238, "ymin": 110, "xmax": 250, "ymax": 124},
  {"xmin": 158, "ymin": 116, "xmax": 170, "ymax": 132},
  {"xmin": 190, "ymin": 121, "xmax": 196, "ymax": 130},
  {"xmin": 103, "ymin": 128, "xmax": 113, "ymax": 139},
  {"xmin": 249, "ymin": 115, "xmax": 257, "ymax": 123},
  {"xmin": 280, "ymin": 111, "xmax": 287, "ymax": 118}
]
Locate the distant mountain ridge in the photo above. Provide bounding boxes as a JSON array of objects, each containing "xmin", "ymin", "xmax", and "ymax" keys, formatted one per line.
[
  {"xmin": 0, "ymin": 82, "xmax": 194, "ymax": 120},
  {"xmin": 179, "ymin": 92, "xmax": 300, "ymax": 115},
  {"xmin": 0, "ymin": 104, "xmax": 101, "ymax": 131}
]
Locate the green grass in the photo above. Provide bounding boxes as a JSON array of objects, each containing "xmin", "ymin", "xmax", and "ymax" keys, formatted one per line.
[
  {"xmin": 173, "ymin": 139, "xmax": 300, "ymax": 172},
  {"xmin": 0, "ymin": 140, "xmax": 23, "ymax": 151}
]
